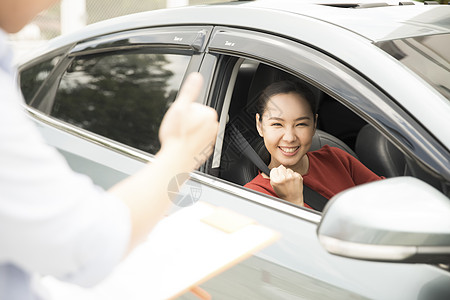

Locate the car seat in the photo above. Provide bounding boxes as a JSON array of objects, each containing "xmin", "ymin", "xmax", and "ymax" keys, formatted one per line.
[
  {"xmin": 355, "ymin": 124, "xmax": 406, "ymax": 177},
  {"xmin": 355, "ymin": 124, "xmax": 442, "ymax": 190}
]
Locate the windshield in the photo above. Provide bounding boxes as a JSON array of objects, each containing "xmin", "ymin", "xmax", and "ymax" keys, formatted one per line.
[{"xmin": 376, "ymin": 33, "xmax": 450, "ymax": 101}]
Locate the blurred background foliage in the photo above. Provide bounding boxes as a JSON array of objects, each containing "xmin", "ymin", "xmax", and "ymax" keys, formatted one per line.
[{"xmin": 31, "ymin": 0, "xmax": 232, "ymax": 40}]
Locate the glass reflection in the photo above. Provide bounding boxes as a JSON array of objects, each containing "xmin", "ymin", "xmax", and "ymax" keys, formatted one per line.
[
  {"xmin": 52, "ymin": 52, "xmax": 190, "ymax": 154},
  {"xmin": 377, "ymin": 34, "xmax": 450, "ymax": 101},
  {"xmin": 20, "ymin": 55, "xmax": 62, "ymax": 103}
]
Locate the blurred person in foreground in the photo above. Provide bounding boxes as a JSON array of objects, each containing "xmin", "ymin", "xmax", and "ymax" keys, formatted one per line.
[{"xmin": 0, "ymin": 1, "xmax": 219, "ymax": 299}]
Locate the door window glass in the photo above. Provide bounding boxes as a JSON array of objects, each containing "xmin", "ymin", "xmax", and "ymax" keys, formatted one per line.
[
  {"xmin": 20, "ymin": 55, "xmax": 62, "ymax": 104},
  {"xmin": 51, "ymin": 52, "xmax": 190, "ymax": 154}
]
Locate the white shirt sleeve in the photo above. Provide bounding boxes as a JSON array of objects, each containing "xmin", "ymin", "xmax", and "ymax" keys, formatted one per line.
[{"xmin": 0, "ymin": 69, "xmax": 131, "ymax": 287}]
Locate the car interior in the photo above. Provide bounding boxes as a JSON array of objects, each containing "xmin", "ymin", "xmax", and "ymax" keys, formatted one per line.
[{"xmin": 209, "ymin": 58, "xmax": 446, "ymax": 197}]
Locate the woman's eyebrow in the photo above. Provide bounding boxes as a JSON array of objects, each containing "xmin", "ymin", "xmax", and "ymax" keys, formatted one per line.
[
  {"xmin": 295, "ymin": 116, "xmax": 311, "ymax": 121},
  {"xmin": 268, "ymin": 116, "xmax": 311, "ymax": 121}
]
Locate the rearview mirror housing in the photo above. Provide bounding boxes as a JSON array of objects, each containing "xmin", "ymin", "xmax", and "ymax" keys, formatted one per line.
[{"xmin": 317, "ymin": 177, "xmax": 450, "ymax": 264}]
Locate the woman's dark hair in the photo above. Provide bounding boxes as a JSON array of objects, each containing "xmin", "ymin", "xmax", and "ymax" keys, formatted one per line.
[{"xmin": 256, "ymin": 80, "xmax": 318, "ymax": 120}]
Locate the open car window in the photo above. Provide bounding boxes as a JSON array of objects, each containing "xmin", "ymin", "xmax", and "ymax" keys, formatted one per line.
[{"xmin": 206, "ymin": 56, "xmax": 449, "ymax": 203}]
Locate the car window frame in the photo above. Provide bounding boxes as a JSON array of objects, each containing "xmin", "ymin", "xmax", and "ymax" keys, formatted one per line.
[
  {"xmin": 18, "ymin": 44, "xmax": 74, "ymax": 105},
  {"xmin": 30, "ymin": 26, "xmax": 212, "ymax": 112},
  {"xmin": 201, "ymin": 26, "xmax": 450, "ymax": 187},
  {"xmin": 24, "ymin": 26, "xmax": 212, "ymax": 158}
]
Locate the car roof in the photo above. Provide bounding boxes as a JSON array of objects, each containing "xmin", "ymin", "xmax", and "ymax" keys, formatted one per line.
[
  {"xmin": 44, "ymin": 1, "xmax": 450, "ymax": 43},
  {"xmin": 240, "ymin": 0, "xmax": 450, "ymax": 40},
  {"xmin": 19, "ymin": 0, "xmax": 450, "ymax": 64}
]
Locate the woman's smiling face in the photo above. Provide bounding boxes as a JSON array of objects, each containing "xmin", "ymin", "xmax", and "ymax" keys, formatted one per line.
[{"xmin": 256, "ymin": 92, "xmax": 316, "ymax": 172}]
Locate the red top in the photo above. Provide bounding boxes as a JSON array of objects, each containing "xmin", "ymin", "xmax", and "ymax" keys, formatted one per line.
[{"xmin": 244, "ymin": 145, "xmax": 384, "ymax": 209}]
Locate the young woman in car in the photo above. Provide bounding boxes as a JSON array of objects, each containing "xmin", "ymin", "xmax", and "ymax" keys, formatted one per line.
[{"xmin": 244, "ymin": 80, "xmax": 383, "ymax": 209}]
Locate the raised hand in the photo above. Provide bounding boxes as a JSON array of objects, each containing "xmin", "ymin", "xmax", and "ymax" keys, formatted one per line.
[
  {"xmin": 158, "ymin": 72, "xmax": 219, "ymax": 171},
  {"xmin": 270, "ymin": 165, "xmax": 304, "ymax": 206}
]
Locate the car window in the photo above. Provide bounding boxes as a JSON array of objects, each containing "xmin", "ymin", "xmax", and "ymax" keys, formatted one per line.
[
  {"xmin": 19, "ymin": 55, "xmax": 62, "ymax": 104},
  {"xmin": 203, "ymin": 27, "xmax": 450, "ymax": 200},
  {"xmin": 50, "ymin": 51, "xmax": 190, "ymax": 154},
  {"xmin": 212, "ymin": 58, "xmax": 368, "ymax": 189},
  {"xmin": 206, "ymin": 36, "xmax": 444, "ymax": 202}
]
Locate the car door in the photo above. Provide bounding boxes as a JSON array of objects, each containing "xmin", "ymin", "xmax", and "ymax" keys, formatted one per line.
[
  {"xmin": 191, "ymin": 26, "xmax": 450, "ymax": 300},
  {"xmin": 21, "ymin": 26, "xmax": 212, "ymax": 189}
]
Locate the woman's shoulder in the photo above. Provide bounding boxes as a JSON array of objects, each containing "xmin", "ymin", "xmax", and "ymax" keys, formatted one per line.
[
  {"xmin": 308, "ymin": 145, "xmax": 357, "ymax": 169},
  {"xmin": 309, "ymin": 144, "xmax": 349, "ymax": 158}
]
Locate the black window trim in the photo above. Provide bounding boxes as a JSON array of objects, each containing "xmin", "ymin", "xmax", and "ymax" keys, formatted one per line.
[
  {"xmin": 69, "ymin": 26, "xmax": 212, "ymax": 57},
  {"xmin": 23, "ymin": 47, "xmax": 204, "ymax": 159},
  {"xmin": 18, "ymin": 44, "xmax": 74, "ymax": 105},
  {"xmin": 24, "ymin": 25, "xmax": 213, "ymax": 157},
  {"xmin": 29, "ymin": 26, "xmax": 213, "ymax": 114}
]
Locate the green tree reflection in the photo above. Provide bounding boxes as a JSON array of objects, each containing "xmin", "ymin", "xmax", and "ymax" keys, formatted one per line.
[{"xmin": 53, "ymin": 52, "xmax": 190, "ymax": 154}]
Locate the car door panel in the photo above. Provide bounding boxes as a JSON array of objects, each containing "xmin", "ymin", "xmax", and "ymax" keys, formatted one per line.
[
  {"xmin": 171, "ymin": 174, "xmax": 448, "ymax": 300},
  {"xmin": 30, "ymin": 114, "xmax": 143, "ymax": 189}
]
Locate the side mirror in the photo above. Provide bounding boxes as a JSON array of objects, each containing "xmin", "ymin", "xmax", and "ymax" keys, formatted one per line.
[{"xmin": 317, "ymin": 177, "xmax": 450, "ymax": 264}]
